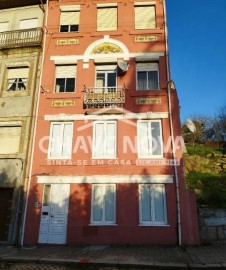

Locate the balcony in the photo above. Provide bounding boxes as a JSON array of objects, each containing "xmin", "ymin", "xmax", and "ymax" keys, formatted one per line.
[
  {"xmin": 84, "ymin": 86, "xmax": 125, "ymax": 109},
  {"xmin": 0, "ymin": 28, "xmax": 43, "ymax": 49}
]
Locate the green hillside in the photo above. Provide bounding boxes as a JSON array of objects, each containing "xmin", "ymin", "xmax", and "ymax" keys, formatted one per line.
[{"xmin": 184, "ymin": 145, "xmax": 226, "ymax": 208}]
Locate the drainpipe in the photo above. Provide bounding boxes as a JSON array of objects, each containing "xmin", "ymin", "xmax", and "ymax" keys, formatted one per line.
[
  {"xmin": 20, "ymin": 0, "xmax": 50, "ymax": 246},
  {"xmin": 162, "ymin": 0, "xmax": 182, "ymax": 246}
]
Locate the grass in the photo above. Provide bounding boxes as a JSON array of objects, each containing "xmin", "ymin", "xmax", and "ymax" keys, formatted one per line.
[
  {"xmin": 185, "ymin": 144, "xmax": 226, "ymax": 208},
  {"xmin": 186, "ymin": 144, "xmax": 223, "ymax": 156},
  {"xmin": 186, "ymin": 172, "xmax": 226, "ymax": 208}
]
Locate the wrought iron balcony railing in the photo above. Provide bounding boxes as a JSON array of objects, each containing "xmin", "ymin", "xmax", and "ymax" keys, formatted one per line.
[
  {"xmin": 0, "ymin": 27, "xmax": 43, "ymax": 49},
  {"xmin": 84, "ymin": 86, "xmax": 125, "ymax": 109}
]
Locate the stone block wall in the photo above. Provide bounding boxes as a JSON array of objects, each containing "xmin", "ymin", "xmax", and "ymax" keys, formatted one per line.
[{"xmin": 199, "ymin": 208, "xmax": 226, "ymax": 242}]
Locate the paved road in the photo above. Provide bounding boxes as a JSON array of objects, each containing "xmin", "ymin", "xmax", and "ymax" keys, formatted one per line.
[{"xmin": 1, "ymin": 243, "xmax": 226, "ymax": 269}]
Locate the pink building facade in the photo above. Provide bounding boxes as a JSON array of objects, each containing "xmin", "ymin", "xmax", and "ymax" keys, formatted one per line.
[{"xmin": 23, "ymin": 0, "xmax": 200, "ymax": 245}]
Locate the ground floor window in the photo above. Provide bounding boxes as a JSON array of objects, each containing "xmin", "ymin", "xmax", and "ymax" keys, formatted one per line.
[
  {"xmin": 91, "ymin": 184, "xmax": 116, "ymax": 225},
  {"xmin": 139, "ymin": 184, "xmax": 167, "ymax": 225}
]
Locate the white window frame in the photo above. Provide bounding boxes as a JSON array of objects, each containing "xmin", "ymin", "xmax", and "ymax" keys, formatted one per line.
[
  {"xmin": 134, "ymin": 2, "xmax": 156, "ymax": 30},
  {"xmin": 92, "ymin": 121, "xmax": 117, "ymax": 159},
  {"xmin": 97, "ymin": 4, "xmax": 118, "ymax": 31},
  {"xmin": 136, "ymin": 62, "xmax": 159, "ymax": 90},
  {"xmin": 139, "ymin": 184, "xmax": 167, "ymax": 226},
  {"xmin": 137, "ymin": 120, "xmax": 163, "ymax": 158},
  {"xmin": 54, "ymin": 65, "xmax": 76, "ymax": 93},
  {"xmin": 0, "ymin": 122, "xmax": 22, "ymax": 154},
  {"xmin": 48, "ymin": 122, "xmax": 73, "ymax": 160},
  {"xmin": 6, "ymin": 66, "xmax": 29, "ymax": 92},
  {"xmin": 91, "ymin": 184, "xmax": 116, "ymax": 225}
]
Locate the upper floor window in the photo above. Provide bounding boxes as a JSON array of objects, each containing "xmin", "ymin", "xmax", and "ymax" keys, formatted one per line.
[
  {"xmin": 93, "ymin": 121, "xmax": 117, "ymax": 158},
  {"xmin": 140, "ymin": 184, "xmax": 167, "ymax": 225},
  {"xmin": 55, "ymin": 65, "xmax": 76, "ymax": 93},
  {"xmin": 48, "ymin": 122, "xmax": 73, "ymax": 159},
  {"xmin": 20, "ymin": 18, "xmax": 38, "ymax": 29},
  {"xmin": 97, "ymin": 4, "xmax": 117, "ymax": 31},
  {"xmin": 7, "ymin": 67, "xmax": 28, "ymax": 92},
  {"xmin": 137, "ymin": 120, "xmax": 163, "ymax": 158},
  {"xmin": 60, "ymin": 6, "xmax": 80, "ymax": 32},
  {"xmin": 136, "ymin": 63, "xmax": 159, "ymax": 90},
  {"xmin": 0, "ymin": 124, "xmax": 21, "ymax": 154},
  {"xmin": 0, "ymin": 21, "xmax": 8, "ymax": 32},
  {"xmin": 96, "ymin": 65, "xmax": 117, "ymax": 93},
  {"xmin": 134, "ymin": 3, "xmax": 156, "ymax": 30}
]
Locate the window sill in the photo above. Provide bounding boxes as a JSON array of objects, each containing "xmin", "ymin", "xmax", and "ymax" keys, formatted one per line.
[
  {"xmin": 130, "ymin": 90, "xmax": 167, "ymax": 97},
  {"xmin": 47, "ymin": 157, "xmax": 72, "ymax": 160},
  {"xmin": 45, "ymin": 93, "xmax": 81, "ymax": 99},
  {"xmin": 90, "ymin": 30, "xmax": 123, "ymax": 37},
  {"xmin": 89, "ymin": 223, "xmax": 117, "ymax": 226},
  {"xmin": 91, "ymin": 157, "xmax": 118, "ymax": 160},
  {"xmin": 139, "ymin": 223, "xmax": 169, "ymax": 227},
  {"xmin": 130, "ymin": 29, "xmax": 163, "ymax": 35},
  {"xmin": 52, "ymin": 32, "xmax": 84, "ymax": 38},
  {"xmin": 1, "ymin": 91, "xmax": 29, "ymax": 97},
  {"xmin": 137, "ymin": 156, "xmax": 164, "ymax": 160}
]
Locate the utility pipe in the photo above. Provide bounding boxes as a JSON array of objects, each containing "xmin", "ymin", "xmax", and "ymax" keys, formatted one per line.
[
  {"xmin": 162, "ymin": 0, "xmax": 182, "ymax": 246},
  {"xmin": 20, "ymin": 0, "xmax": 50, "ymax": 246}
]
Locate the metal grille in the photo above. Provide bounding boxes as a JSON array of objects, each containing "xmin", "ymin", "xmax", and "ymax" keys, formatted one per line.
[
  {"xmin": 0, "ymin": 27, "xmax": 43, "ymax": 49},
  {"xmin": 84, "ymin": 86, "xmax": 125, "ymax": 109}
]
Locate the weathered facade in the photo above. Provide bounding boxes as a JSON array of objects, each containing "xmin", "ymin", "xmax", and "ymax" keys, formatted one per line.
[
  {"xmin": 0, "ymin": 2, "xmax": 45, "ymax": 244},
  {"xmin": 23, "ymin": 0, "xmax": 200, "ymax": 245}
]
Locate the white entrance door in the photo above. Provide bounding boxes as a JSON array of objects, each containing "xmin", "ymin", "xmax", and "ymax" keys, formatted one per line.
[{"xmin": 38, "ymin": 184, "xmax": 70, "ymax": 244}]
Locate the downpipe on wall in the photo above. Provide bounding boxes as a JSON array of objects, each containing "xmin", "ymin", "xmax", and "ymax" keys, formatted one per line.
[{"xmin": 163, "ymin": 0, "xmax": 182, "ymax": 246}]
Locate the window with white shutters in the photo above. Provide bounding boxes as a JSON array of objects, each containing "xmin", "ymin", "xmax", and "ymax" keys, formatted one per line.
[
  {"xmin": 55, "ymin": 65, "xmax": 76, "ymax": 93},
  {"xmin": 48, "ymin": 122, "xmax": 73, "ymax": 159},
  {"xmin": 93, "ymin": 121, "xmax": 116, "ymax": 158},
  {"xmin": 91, "ymin": 184, "xmax": 116, "ymax": 224},
  {"xmin": 7, "ymin": 67, "xmax": 29, "ymax": 91},
  {"xmin": 20, "ymin": 18, "xmax": 38, "ymax": 29},
  {"xmin": 140, "ymin": 184, "xmax": 167, "ymax": 225},
  {"xmin": 97, "ymin": 6, "xmax": 117, "ymax": 31},
  {"xmin": 0, "ymin": 21, "xmax": 8, "ymax": 32},
  {"xmin": 137, "ymin": 120, "xmax": 163, "ymax": 158},
  {"xmin": 136, "ymin": 63, "xmax": 159, "ymax": 90},
  {"xmin": 0, "ymin": 125, "xmax": 21, "ymax": 154},
  {"xmin": 60, "ymin": 11, "xmax": 80, "ymax": 32},
  {"xmin": 134, "ymin": 4, "xmax": 156, "ymax": 30}
]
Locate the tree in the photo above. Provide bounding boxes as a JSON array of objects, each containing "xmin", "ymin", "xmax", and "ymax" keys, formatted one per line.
[
  {"xmin": 182, "ymin": 115, "xmax": 213, "ymax": 145},
  {"xmin": 206, "ymin": 104, "xmax": 226, "ymax": 142}
]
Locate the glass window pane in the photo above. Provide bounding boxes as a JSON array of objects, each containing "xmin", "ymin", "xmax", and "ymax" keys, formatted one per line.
[
  {"xmin": 137, "ymin": 71, "xmax": 147, "ymax": 90},
  {"xmin": 93, "ymin": 186, "xmax": 103, "ymax": 222},
  {"xmin": 154, "ymin": 186, "xmax": 165, "ymax": 222},
  {"xmin": 141, "ymin": 186, "xmax": 151, "ymax": 222},
  {"xmin": 49, "ymin": 124, "xmax": 62, "ymax": 157},
  {"xmin": 138, "ymin": 122, "xmax": 150, "ymax": 157},
  {"xmin": 105, "ymin": 186, "xmax": 115, "ymax": 222},
  {"xmin": 94, "ymin": 123, "xmax": 105, "ymax": 157},
  {"xmin": 7, "ymin": 79, "xmax": 17, "ymax": 91},
  {"xmin": 60, "ymin": 25, "xmax": 69, "ymax": 32},
  {"xmin": 96, "ymin": 73, "xmax": 105, "ymax": 89},
  {"xmin": 18, "ymin": 78, "xmax": 27, "ymax": 91},
  {"xmin": 66, "ymin": 78, "xmax": 75, "ymax": 92},
  {"xmin": 70, "ymin": 25, "xmax": 79, "ymax": 32},
  {"xmin": 106, "ymin": 123, "xmax": 116, "ymax": 157},
  {"xmin": 107, "ymin": 72, "xmax": 116, "ymax": 89},
  {"xmin": 62, "ymin": 123, "xmax": 72, "ymax": 157},
  {"xmin": 151, "ymin": 122, "xmax": 162, "ymax": 156},
  {"xmin": 43, "ymin": 185, "xmax": 51, "ymax": 206},
  {"xmin": 56, "ymin": 78, "xmax": 65, "ymax": 92},
  {"xmin": 148, "ymin": 71, "xmax": 158, "ymax": 89}
]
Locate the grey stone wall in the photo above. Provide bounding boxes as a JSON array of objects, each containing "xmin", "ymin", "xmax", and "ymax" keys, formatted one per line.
[{"xmin": 199, "ymin": 208, "xmax": 226, "ymax": 242}]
